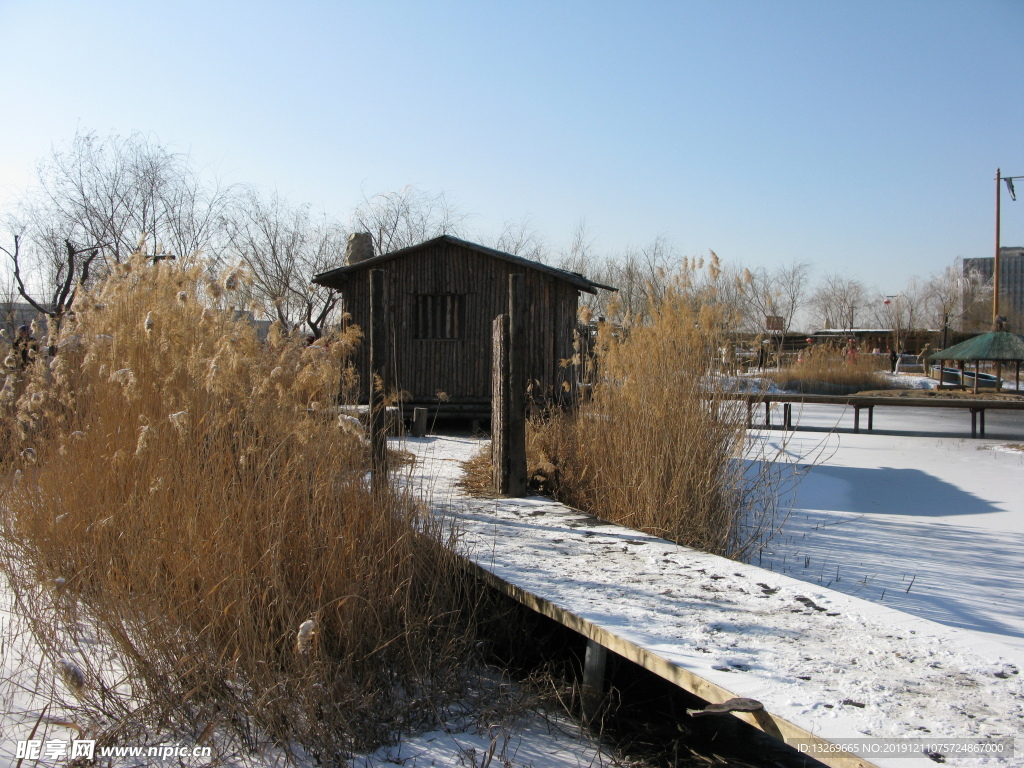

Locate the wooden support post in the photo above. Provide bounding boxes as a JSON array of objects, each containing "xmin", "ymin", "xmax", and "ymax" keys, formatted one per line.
[
  {"xmin": 854, "ymin": 406, "xmax": 861, "ymax": 433},
  {"xmin": 507, "ymin": 275, "xmax": 528, "ymax": 497},
  {"xmin": 411, "ymin": 407, "xmax": 428, "ymax": 438},
  {"xmin": 968, "ymin": 408, "xmax": 986, "ymax": 438},
  {"xmin": 974, "ymin": 361, "xmax": 980, "ymax": 395},
  {"xmin": 369, "ymin": 269, "xmax": 389, "ymax": 496},
  {"xmin": 764, "ymin": 401, "xmax": 771, "ymax": 428},
  {"xmin": 492, "ymin": 314, "xmax": 510, "ymax": 494},
  {"xmin": 582, "ymin": 638, "xmax": 607, "ymax": 725}
]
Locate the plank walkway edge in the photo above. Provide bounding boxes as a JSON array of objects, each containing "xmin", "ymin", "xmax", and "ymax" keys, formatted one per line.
[{"xmin": 458, "ymin": 554, "xmax": 880, "ymax": 768}]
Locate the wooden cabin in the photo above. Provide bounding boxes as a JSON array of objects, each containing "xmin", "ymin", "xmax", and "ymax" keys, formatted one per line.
[{"xmin": 312, "ymin": 235, "xmax": 615, "ymax": 420}]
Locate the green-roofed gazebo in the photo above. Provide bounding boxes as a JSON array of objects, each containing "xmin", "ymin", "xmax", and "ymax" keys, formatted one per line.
[{"xmin": 928, "ymin": 331, "xmax": 1024, "ymax": 393}]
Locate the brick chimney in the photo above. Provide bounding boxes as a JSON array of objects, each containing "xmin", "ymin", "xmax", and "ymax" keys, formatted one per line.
[{"xmin": 345, "ymin": 232, "xmax": 374, "ymax": 265}]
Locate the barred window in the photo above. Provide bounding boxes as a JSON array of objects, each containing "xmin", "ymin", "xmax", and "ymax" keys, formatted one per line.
[{"xmin": 415, "ymin": 294, "xmax": 465, "ymax": 339}]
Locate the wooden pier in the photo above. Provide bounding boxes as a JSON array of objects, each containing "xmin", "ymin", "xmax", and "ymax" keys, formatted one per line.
[
  {"xmin": 408, "ymin": 437, "xmax": 1023, "ymax": 768},
  {"xmin": 461, "ymin": 556, "xmax": 878, "ymax": 768}
]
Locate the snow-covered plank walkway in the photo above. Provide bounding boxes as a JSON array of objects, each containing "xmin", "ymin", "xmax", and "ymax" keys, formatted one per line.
[{"xmin": 403, "ymin": 434, "xmax": 1023, "ymax": 768}]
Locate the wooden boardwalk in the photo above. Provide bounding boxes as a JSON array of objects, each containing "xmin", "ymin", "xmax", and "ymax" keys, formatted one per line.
[
  {"xmin": 410, "ymin": 436, "xmax": 1024, "ymax": 768},
  {"xmin": 460, "ymin": 558, "xmax": 879, "ymax": 768}
]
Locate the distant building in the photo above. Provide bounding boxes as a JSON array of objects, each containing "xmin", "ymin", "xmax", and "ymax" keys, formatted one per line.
[{"xmin": 963, "ymin": 247, "xmax": 1024, "ymax": 328}]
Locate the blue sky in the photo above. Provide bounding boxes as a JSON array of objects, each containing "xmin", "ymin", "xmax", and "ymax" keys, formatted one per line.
[{"xmin": 1, "ymin": 0, "xmax": 1022, "ymax": 292}]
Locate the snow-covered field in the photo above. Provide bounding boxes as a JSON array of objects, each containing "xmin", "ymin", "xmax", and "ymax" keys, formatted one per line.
[
  {"xmin": 3, "ymin": 383, "xmax": 1023, "ymax": 767},
  {"xmin": 758, "ymin": 404, "xmax": 1024, "ymax": 651}
]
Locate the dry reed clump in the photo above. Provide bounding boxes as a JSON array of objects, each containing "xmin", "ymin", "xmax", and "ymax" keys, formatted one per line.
[
  {"xmin": 535, "ymin": 300, "xmax": 753, "ymax": 557},
  {"xmin": 470, "ymin": 269, "xmax": 780, "ymax": 560},
  {"xmin": 770, "ymin": 345, "xmax": 890, "ymax": 393},
  {"xmin": 0, "ymin": 254, "xmax": 477, "ymax": 760}
]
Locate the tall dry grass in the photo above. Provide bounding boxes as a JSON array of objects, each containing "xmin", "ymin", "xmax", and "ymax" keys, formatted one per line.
[
  {"xmin": 0, "ymin": 255, "xmax": 477, "ymax": 760},
  {"xmin": 770, "ymin": 345, "xmax": 890, "ymax": 393},
  {"xmin": 518, "ymin": 266, "xmax": 780, "ymax": 560}
]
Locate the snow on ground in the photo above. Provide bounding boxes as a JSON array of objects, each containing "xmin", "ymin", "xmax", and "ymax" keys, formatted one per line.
[
  {"xmin": 401, "ymin": 416, "xmax": 1024, "ymax": 768},
  {"xmin": 0, "ymin": 580, "xmax": 92, "ymax": 768},
  {"xmin": 352, "ymin": 716, "xmax": 610, "ymax": 768},
  {"xmin": 4, "ymin": 388, "xmax": 1024, "ymax": 767},
  {"xmin": 0, "ymin": 570, "xmax": 615, "ymax": 768}
]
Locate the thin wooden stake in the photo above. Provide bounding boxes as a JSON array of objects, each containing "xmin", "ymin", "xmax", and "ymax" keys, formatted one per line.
[
  {"xmin": 507, "ymin": 274, "xmax": 528, "ymax": 497},
  {"xmin": 369, "ymin": 269, "xmax": 388, "ymax": 495},
  {"xmin": 492, "ymin": 313, "xmax": 510, "ymax": 494}
]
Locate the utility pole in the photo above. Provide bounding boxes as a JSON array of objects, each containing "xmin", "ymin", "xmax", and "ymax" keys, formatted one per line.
[
  {"xmin": 995, "ymin": 169, "xmax": 1002, "ymax": 326},
  {"xmin": 994, "ymin": 168, "xmax": 1022, "ymax": 327}
]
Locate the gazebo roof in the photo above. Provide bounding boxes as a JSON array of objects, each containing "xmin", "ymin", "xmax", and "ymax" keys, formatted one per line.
[{"xmin": 929, "ymin": 331, "xmax": 1024, "ymax": 362}]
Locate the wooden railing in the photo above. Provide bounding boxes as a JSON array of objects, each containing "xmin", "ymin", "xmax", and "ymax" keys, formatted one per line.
[{"xmin": 720, "ymin": 392, "xmax": 1024, "ymax": 438}]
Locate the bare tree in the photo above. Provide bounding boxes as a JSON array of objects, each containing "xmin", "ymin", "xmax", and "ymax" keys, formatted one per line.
[
  {"xmin": 925, "ymin": 261, "xmax": 992, "ymax": 334},
  {"xmin": 350, "ymin": 186, "xmax": 466, "ymax": 256},
  {"xmin": 743, "ymin": 261, "xmax": 813, "ymax": 335},
  {"xmin": 583, "ymin": 236, "xmax": 678, "ymax": 324},
  {"xmin": 871, "ymin": 277, "xmax": 928, "ymax": 364},
  {"xmin": 28, "ymin": 131, "xmax": 231, "ymax": 265},
  {"xmin": 714, "ymin": 263, "xmax": 760, "ymax": 333},
  {"xmin": 554, "ymin": 220, "xmax": 613, "ymax": 319},
  {"xmin": 3, "ymin": 131, "xmax": 233, "ymax": 340},
  {"xmin": 554, "ymin": 232, "xmax": 739, "ymax": 328},
  {"xmin": 489, "ymin": 216, "xmax": 547, "ymax": 261},
  {"xmin": 555, "ymin": 220, "xmax": 596, "ymax": 274},
  {"xmin": 0, "ymin": 232, "xmax": 101, "ymax": 337},
  {"xmin": 223, "ymin": 189, "xmax": 347, "ymax": 338},
  {"xmin": 808, "ymin": 273, "xmax": 867, "ymax": 330}
]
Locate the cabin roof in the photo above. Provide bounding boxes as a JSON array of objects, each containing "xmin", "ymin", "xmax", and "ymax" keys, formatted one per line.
[{"xmin": 312, "ymin": 235, "xmax": 616, "ymax": 294}]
